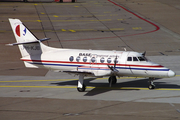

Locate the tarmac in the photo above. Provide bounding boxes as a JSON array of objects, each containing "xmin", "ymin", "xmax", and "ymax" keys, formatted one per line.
[{"xmin": 0, "ymin": 0, "xmax": 180, "ymax": 119}]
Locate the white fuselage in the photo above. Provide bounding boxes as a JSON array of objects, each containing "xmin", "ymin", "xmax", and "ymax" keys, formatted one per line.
[{"xmin": 21, "ymin": 48, "xmax": 175, "ymax": 78}]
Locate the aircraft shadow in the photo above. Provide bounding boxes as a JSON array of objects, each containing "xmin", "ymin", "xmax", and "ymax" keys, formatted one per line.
[{"xmin": 51, "ymin": 78, "xmax": 180, "ymax": 96}]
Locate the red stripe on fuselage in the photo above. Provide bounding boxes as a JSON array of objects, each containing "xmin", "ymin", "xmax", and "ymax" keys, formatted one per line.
[{"xmin": 21, "ymin": 59, "xmax": 164, "ymax": 68}]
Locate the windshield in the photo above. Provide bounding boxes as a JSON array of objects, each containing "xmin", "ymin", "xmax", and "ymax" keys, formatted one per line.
[
  {"xmin": 138, "ymin": 56, "xmax": 147, "ymax": 61},
  {"xmin": 127, "ymin": 56, "xmax": 148, "ymax": 62}
]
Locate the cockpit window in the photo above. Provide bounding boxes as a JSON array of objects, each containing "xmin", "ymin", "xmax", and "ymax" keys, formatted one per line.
[
  {"xmin": 128, "ymin": 56, "xmax": 147, "ymax": 62},
  {"xmin": 138, "ymin": 56, "xmax": 147, "ymax": 61},
  {"xmin": 127, "ymin": 57, "xmax": 132, "ymax": 61},
  {"xmin": 133, "ymin": 57, "xmax": 138, "ymax": 61}
]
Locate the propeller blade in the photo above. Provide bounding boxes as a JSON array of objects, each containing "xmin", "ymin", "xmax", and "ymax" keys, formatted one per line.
[
  {"xmin": 114, "ymin": 56, "xmax": 118, "ymax": 68},
  {"xmin": 107, "ymin": 65, "xmax": 113, "ymax": 71},
  {"xmin": 108, "ymin": 56, "xmax": 119, "ymax": 73}
]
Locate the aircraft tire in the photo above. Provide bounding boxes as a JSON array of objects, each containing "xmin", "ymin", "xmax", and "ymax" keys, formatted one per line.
[
  {"xmin": 77, "ymin": 84, "xmax": 86, "ymax": 92},
  {"xmin": 148, "ymin": 85, "xmax": 155, "ymax": 90},
  {"xmin": 108, "ymin": 76, "xmax": 117, "ymax": 84}
]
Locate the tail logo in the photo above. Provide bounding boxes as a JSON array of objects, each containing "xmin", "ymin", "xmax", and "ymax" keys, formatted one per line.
[
  {"xmin": 15, "ymin": 25, "xmax": 20, "ymax": 37},
  {"xmin": 23, "ymin": 27, "xmax": 26, "ymax": 36}
]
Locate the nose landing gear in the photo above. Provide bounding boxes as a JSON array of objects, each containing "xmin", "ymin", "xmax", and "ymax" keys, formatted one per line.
[{"xmin": 148, "ymin": 78, "xmax": 155, "ymax": 89}]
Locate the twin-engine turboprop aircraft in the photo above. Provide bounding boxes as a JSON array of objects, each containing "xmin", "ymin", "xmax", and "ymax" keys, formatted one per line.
[{"xmin": 8, "ymin": 18, "xmax": 176, "ymax": 92}]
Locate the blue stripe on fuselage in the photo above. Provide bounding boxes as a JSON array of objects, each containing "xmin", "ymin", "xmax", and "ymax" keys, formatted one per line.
[{"xmin": 29, "ymin": 62, "xmax": 169, "ymax": 72}]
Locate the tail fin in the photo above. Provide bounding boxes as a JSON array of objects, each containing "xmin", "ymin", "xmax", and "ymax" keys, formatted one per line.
[
  {"xmin": 9, "ymin": 18, "xmax": 55, "ymax": 68},
  {"xmin": 9, "ymin": 18, "xmax": 42, "ymax": 58}
]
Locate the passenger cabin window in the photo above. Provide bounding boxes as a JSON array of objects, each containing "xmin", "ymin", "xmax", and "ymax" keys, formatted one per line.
[
  {"xmin": 114, "ymin": 58, "xmax": 118, "ymax": 63},
  {"xmin": 127, "ymin": 57, "xmax": 132, "ymax": 61},
  {"xmin": 69, "ymin": 56, "xmax": 74, "ymax": 62},
  {"xmin": 83, "ymin": 57, "xmax": 87, "ymax": 62},
  {"xmin": 100, "ymin": 57, "xmax": 105, "ymax": 63},
  {"xmin": 76, "ymin": 56, "xmax": 80, "ymax": 62},
  {"xmin": 107, "ymin": 58, "xmax": 111, "ymax": 63},
  {"xmin": 91, "ymin": 57, "xmax": 96, "ymax": 63},
  {"xmin": 133, "ymin": 57, "xmax": 138, "ymax": 61}
]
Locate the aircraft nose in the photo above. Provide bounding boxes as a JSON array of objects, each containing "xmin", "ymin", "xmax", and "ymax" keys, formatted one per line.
[{"xmin": 168, "ymin": 70, "xmax": 176, "ymax": 77}]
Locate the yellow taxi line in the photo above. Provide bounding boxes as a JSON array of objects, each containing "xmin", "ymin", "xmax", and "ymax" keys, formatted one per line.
[{"xmin": 0, "ymin": 86, "xmax": 180, "ymax": 91}]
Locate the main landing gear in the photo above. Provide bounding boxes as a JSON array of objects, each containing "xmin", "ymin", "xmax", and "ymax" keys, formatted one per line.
[
  {"xmin": 76, "ymin": 75, "xmax": 118, "ymax": 92},
  {"xmin": 148, "ymin": 78, "xmax": 155, "ymax": 90},
  {"xmin": 77, "ymin": 84, "xmax": 86, "ymax": 92},
  {"xmin": 77, "ymin": 74, "xmax": 86, "ymax": 92},
  {"xmin": 108, "ymin": 76, "xmax": 117, "ymax": 87}
]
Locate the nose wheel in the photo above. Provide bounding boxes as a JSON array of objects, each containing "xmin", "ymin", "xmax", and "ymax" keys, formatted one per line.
[
  {"xmin": 148, "ymin": 78, "xmax": 155, "ymax": 90},
  {"xmin": 148, "ymin": 84, "xmax": 155, "ymax": 89}
]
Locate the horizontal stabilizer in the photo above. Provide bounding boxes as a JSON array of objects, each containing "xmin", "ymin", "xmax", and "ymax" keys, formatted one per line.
[{"xmin": 6, "ymin": 38, "xmax": 50, "ymax": 46}]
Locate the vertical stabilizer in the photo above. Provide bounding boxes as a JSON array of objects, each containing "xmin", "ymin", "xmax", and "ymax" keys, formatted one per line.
[{"xmin": 9, "ymin": 18, "xmax": 42, "ymax": 58}]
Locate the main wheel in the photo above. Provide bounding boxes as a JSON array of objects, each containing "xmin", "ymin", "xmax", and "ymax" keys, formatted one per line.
[
  {"xmin": 77, "ymin": 84, "xmax": 86, "ymax": 92},
  {"xmin": 148, "ymin": 84, "xmax": 155, "ymax": 90},
  {"xmin": 108, "ymin": 76, "xmax": 117, "ymax": 85}
]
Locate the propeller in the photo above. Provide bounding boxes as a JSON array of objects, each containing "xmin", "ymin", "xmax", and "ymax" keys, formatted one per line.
[
  {"xmin": 107, "ymin": 56, "xmax": 119, "ymax": 74},
  {"xmin": 107, "ymin": 56, "xmax": 119, "ymax": 87}
]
